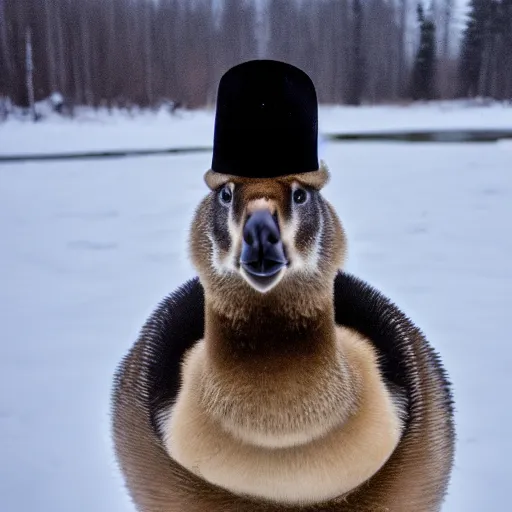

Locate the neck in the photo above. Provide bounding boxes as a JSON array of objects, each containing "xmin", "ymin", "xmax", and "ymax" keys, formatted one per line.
[
  {"xmin": 204, "ymin": 281, "xmax": 337, "ymax": 365},
  {"xmin": 198, "ymin": 280, "xmax": 360, "ymax": 449}
]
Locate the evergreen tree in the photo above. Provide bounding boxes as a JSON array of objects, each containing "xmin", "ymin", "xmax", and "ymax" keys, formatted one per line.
[
  {"xmin": 410, "ymin": 2, "xmax": 437, "ymax": 100},
  {"xmin": 457, "ymin": 0, "xmax": 492, "ymax": 97},
  {"xmin": 489, "ymin": 0, "xmax": 512, "ymax": 100},
  {"xmin": 502, "ymin": 0, "xmax": 512, "ymax": 99},
  {"xmin": 4, "ymin": 0, "xmax": 509, "ymax": 110}
]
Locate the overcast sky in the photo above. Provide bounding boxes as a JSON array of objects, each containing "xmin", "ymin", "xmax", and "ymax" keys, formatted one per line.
[
  {"xmin": 447, "ymin": 0, "xmax": 470, "ymax": 35},
  {"xmin": 455, "ymin": 0, "xmax": 470, "ymax": 14}
]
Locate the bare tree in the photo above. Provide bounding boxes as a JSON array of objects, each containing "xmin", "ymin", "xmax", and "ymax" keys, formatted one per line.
[
  {"xmin": 2, "ymin": 0, "xmax": 508, "ymax": 112},
  {"xmin": 398, "ymin": 0, "xmax": 409, "ymax": 94},
  {"xmin": 503, "ymin": 0, "xmax": 512, "ymax": 99},
  {"xmin": 144, "ymin": 0, "xmax": 154, "ymax": 106},
  {"xmin": 54, "ymin": 0, "xmax": 67, "ymax": 96},
  {"xmin": 441, "ymin": 0, "xmax": 454, "ymax": 58},
  {"xmin": 347, "ymin": 0, "xmax": 364, "ymax": 105},
  {"xmin": 43, "ymin": 0, "xmax": 57, "ymax": 93},
  {"xmin": 25, "ymin": 27, "xmax": 37, "ymax": 119},
  {"xmin": 0, "ymin": 0, "xmax": 13, "ymax": 98}
]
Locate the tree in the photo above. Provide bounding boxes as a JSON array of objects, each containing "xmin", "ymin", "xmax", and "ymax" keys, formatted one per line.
[
  {"xmin": 431, "ymin": 0, "xmax": 454, "ymax": 59},
  {"xmin": 441, "ymin": 0, "xmax": 454, "ymax": 58},
  {"xmin": 25, "ymin": 27, "xmax": 37, "ymax": 119},
  {"xmin": 397, "ymin": 0, "xmax": 409, "ymax": 93},
  {"xmin": 501, "ymin": 0, "xmax": 512, "ymax": 99},
  {"xmin": 410, "ymin": 2, "xmax": 437, "ymax": 100},
  {"xmin": 144, "ymin": 0, "xmax": 154, "ymax": 106},
  {"xmin": 2, "ymin": 0, "xmax": 500, "ymax": 110},
  {"xmin": 458, "ymin": 0, "xmax": 492, "ymax": 97},
  {"xmin": 43, "ymin": 0, "xmax": 57, "ymax": 93},
  {"xmin": 0, "ymin": 0, "xmax": 14, "ymax": 98},
  {"xmin": 347, "ymin": 0, "xmax": 364, "ymax": 105}
]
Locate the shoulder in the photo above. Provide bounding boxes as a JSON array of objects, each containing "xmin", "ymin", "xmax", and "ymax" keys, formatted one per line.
[
  {"xmin": 334, "ymin": 272, "xmax": 453, "ymax": 424},
  {"xmin": 113, "ymin": 277, "xmax": 206, "ymax": 435}
]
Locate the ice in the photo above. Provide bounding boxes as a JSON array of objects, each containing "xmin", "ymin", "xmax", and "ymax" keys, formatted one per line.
[
  {"xmin": 1, "ymin": 101, "xmax": 511, "ymax": 156},
  {"xmin": 319, "ymin": 101, "xmax": 512, "ymax": 134},
  {"xmin": 1, "ymin": 108, "xmax": 511, "ymax": 511},
  {"xmin": 0, "ymin": 108, "xmax": 217, "ymax": 155}
]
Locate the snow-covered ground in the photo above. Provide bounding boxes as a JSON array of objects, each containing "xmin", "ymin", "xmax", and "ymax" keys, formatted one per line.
[
  {"xmin": 0, "ymin": 107, "xmax": 511, "ymax": 512},
  {"xmin": 1, "ymin": 101, "xmax": 511, "ymax": 156}
]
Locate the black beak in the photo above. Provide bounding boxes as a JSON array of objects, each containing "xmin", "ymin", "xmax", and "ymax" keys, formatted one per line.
[{"xmin": 240, "ymin": 210, "xmax": 288, "ymax": 278}]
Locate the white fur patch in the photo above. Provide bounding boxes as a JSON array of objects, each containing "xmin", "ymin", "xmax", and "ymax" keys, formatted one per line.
[
  {"xmin": 206, "ymin": 232, "xmax": 226, "ymax": 275},
  {"xmin": 280, "ymin": 194, "xmax": 306, "ymax": 272},
  {"xmin": 279, "ymin": 182, "xmax": 323, "ymax": 275},
  {"xmin": 239, "ymin": 266, "xmax": 286, "ymax": 293},
  {"xmin": 208, "ymin": 184, "xmax": 239, "ymax": 275},
  {"xmin": 307, "ymin": 199, "xmax": 324, "ymax": 271},
  {"xmin": 224, "ymin": 206, "xmax": 241, "ymax": 273}
]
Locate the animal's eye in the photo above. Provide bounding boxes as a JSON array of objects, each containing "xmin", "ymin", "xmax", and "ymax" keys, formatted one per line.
[
  {"xmin": 219, "ymin": 185, "xmax": 233, "ymax": 205},
  {"xmin": 293, "ymin": 188, "xmax": 308, "ymax": 205}
]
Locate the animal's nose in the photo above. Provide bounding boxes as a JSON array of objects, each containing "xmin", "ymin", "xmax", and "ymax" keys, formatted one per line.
[
  {"xmin": 243, "ymin": 210, "xmax": 281, "ymax": 248},
  {"xmin": 240, "ymin": 210, "xmax": 287, "ymax": 277}
]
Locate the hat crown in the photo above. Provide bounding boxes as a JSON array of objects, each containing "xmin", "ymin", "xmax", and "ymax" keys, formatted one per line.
[{"xmin": 212, "ymin": 60, "xmax": 319, "ymax": 179}]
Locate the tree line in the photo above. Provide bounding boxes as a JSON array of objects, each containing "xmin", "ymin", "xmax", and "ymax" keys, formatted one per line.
[
  {"xmin": 458, "ymin": 0, "xmax": 512, "ymax": 100},
  {"xmin": 0, "ymin": 0, "xmax": 510, "ymax": 114}
]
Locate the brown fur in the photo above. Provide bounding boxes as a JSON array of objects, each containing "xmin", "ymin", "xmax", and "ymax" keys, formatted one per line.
[
  {"xmin": 204, "ymin": 166, "xmax": 330, "ymax": 191},
  {"xmin": 112, "ymin": 168, "xmax": 454, "ymax": 511},
  {"xmin": 162, "ymin": 326, "xmax": 405, "ymax": 505},
  {"xmin": 112, "ymin": 316, "xmax": 453, "ymax": 511},
  {"xmin": 191, "ymin": 167, "xmax": 345, "ymax": 310}
]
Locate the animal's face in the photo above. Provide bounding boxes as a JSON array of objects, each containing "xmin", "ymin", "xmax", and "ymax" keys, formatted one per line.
[{"xmin": 190, "ymin": 166, "xmax": 346, "ymax": 295}]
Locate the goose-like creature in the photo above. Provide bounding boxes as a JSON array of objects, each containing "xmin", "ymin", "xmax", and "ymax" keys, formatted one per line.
[{"xmin": 112, "ymin": 60, "xmax": 454, "ymax": 512}]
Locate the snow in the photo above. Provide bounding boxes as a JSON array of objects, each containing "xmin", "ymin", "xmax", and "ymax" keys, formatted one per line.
[
  {"xmin": 1, "ymin": 106, "xmax": 511, "ymax": 512},
  {"xmin": 50, "ymin": 92, "xmax": 64, "ymax": 106},
  {"xmin": 0, "ymin": 108, "xmax": 217, "ymax": 155},
  {"xmin": 320, "ymin": 101, "xmax": 512, "ymax": 134},
  {"xmin": 1, "ymin": 101, "xmax": 511, "ymax": 156}
]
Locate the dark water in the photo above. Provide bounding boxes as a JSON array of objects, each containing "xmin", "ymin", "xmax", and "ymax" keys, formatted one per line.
[{"xmin": 1, "ymin": 129, "xmax": 512, "ymax": 163}]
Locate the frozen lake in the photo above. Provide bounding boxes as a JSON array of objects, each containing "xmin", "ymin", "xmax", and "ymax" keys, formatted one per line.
[{"xmin": 1, "ymin": 125, "xmax": 511, "ymax": 510}]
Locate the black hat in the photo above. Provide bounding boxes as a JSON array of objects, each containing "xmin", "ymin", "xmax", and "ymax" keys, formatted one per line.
[{"xmin": 211, "ymin": 60, "xmax": 319, "ymax": 179}]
